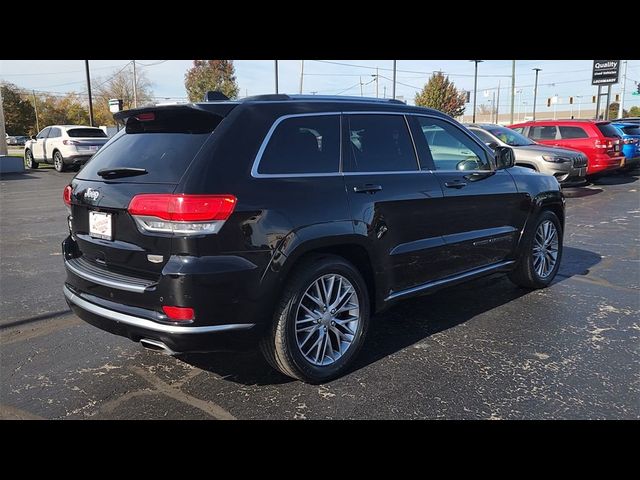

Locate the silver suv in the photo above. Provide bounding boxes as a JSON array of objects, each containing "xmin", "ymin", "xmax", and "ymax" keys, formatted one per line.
[{"xmin": 466, "ymin": 124, "xmax": 587, "ymax": 186}]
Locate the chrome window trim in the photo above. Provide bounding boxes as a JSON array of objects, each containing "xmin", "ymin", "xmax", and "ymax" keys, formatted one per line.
[
  {"xmin": 250, "ymin": 112, "xmax": 342, "ymax": 178},
  {"xmin": 64, "ymin": 285, "xmax": 256, "ymax": 334}
]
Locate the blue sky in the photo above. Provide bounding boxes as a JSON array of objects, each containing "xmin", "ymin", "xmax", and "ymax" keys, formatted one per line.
[{"xmin": 2, "ymin": 59, "xmax": 639, "ymax": 115}]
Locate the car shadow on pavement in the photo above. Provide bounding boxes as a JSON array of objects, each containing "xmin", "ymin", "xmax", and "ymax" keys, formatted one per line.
[
  {"xmin": 0, "ymin": 172, "xmax": 40, "ymax": 181},
  {"xmin": 590, "ymin": 171, "xmax": 639, "ymax": 186},
  {"xmin": 562, "ymin": 187, "xmax": 603, "ymax": 198},
  {"xmin": 178, "ymin": 246, "xmax": 601, "ymax": 386}
]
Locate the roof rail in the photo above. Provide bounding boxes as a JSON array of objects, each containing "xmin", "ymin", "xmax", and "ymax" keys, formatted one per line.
[{"xmin": 240, "ymin": 94, "xmax": 406, "ymax": 104}]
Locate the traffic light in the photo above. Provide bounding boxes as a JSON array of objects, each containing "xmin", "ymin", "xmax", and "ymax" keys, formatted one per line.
[
  {"xmin": 569, "ymin": 97, "xmax": 573, "ymax": 104},
  {"xmin": 592, "ymin": 95, "xmax": 596, "ymax": 103},
  {"xmin": 615, "ymin": 94, "xmax": 620, "ymax": 102},
  {"xmin": 637, "ymin": 83, "xmax": 640, "ymax": 94},
  {"xmin": 547, "ymin": 97, "xmax": 551, "ymax": 107}
]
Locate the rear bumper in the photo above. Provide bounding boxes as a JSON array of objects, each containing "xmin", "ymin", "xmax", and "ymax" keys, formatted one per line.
[
  {"xmin": 64, "ymin": 284, "xmax": 260, "ymax": 352},
  {"xmin": 64, "ymin": 154, "xmax": 93, "ymax": 165},
  {"xmin": 587, "ymin": 154, "xmax": 624, "ymax": 175}
]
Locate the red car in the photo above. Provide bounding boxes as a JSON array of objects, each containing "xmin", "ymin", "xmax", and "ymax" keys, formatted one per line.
[{"xmin": 508, "ymin": 120, "xmax": 625, "ymax": 177}]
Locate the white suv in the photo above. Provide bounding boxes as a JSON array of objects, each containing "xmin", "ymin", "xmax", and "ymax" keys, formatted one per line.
[{"xmin": 24, "ymin": 125, "xmax": 110, "ymax": 172}]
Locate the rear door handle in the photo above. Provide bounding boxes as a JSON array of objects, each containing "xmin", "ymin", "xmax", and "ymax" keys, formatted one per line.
[
  {"xmin": 444, "ymin": 181, "xmax": 467, "ymax": 189},
  {"xmin": 353, "ymin": 184, "xmax": 383, "ymax": 194}
]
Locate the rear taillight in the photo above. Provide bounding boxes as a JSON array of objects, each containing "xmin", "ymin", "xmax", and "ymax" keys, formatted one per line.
[
  {"xmin": 162, "ymin": 306, "xmax": 194, "ymax": 321},
  {"xmin": 623, "ymin": 138, "xmax": 638, "ymax": 145},
  {"xmin": 594, "ymin": 139, "xmax": 612, "ymax": 149},
  {"xmin": 63, "ymin": 140, "xmax": 79, "ymax": 145},
  {"xmin": 63, "ymin": 185, "xmax": 72, "ymax": 207},
  {"xmin": 128, "ymin": 194, "xmax": 237, "ymax": 235}
]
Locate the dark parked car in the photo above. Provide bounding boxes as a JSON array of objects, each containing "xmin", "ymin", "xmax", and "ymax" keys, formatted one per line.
[{"xmin": 63, "ymin": 94, "xmax": 565, "ymax": 383}]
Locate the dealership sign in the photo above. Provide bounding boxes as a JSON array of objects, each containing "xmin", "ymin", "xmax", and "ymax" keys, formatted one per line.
[{"xmin": 592, "ymin": 60, "xmax": 620, "ymax": 85}]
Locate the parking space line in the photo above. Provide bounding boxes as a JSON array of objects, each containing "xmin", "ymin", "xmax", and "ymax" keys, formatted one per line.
[{"xmin": 128, "ymin": 366, "xmax": 236, "ymax": 420}]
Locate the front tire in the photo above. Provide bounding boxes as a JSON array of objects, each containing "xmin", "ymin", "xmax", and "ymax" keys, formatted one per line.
[
  {"xmin": 53, "ymin": 151, "xmax": 66, "ymax": 172},
  {"xmin": 260, "ymin": 254, "xmax": 370, "ymax": 383},
  {"xmin": 509, "ymin": 210, "xmax": 563, "ymax": 289},
  {"xmin": 25, "ymin": 150, "xmax": 38, "ymax": 169}
]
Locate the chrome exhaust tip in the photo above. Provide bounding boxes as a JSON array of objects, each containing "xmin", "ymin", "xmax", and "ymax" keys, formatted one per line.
[{"xmin": 140, "ymin": 338, "xmax": 177, "ymax": 355}]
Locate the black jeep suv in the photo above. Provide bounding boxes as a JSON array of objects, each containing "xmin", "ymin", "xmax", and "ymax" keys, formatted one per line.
[{"xmin": 63, "ymin": 94, "xmax": 564, "ymax": 383}]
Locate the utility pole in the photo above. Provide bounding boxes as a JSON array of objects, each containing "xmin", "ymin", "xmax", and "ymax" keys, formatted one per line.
[
  {"xmin": 577, "ymin": 96, "xmax": 582, "ymax": 118},
  {"xmin": 132, "ymin": 60, "xmax": 138, "ymax": 108},
  {"xmin": 491, "ymin": 91, "xmax": 496, "ymax": 122},
  {"xmin": 274, "ymin": 60, "xmax": 279, "ymax": 94},
  {"xmin": 85, "ymin": 60, "xmax": 94, "ymax": 127},
  {"xmin": 510, "ymin": 60, "xmax": 516, "ymax": 124},
  {"xmin": 496, "ymin": 81, "xmax": 501, "ymax": 124},
  {"xmin": 299, "ymin": 60, "xmax": 304, "ymax": 94},
  {"xmin": 360, "ymin": 76, "xmax": 363, "ymax": 96},
  {"xmin": 32, "ymin": 90, "xmax": 40, "ymax": 132},
  {"xmin": 383, "ymin": 85, "xmax": 387, "ymax": 98},
  {"xmin": 392, "ymin": 60, "xmax": 397, "ymax": 99},
  {"xmin": 0, "ymin": 86, "xmax": 8, "ymax": 156},
  {"xmin": 375, "ymin": 67, "xmax": 379, "ymax": 98},
  {"xmin": 618, "ymin": 60, "xmax": 627, "ymax": 118},
  {"xmin": 532, "ymin": 68, "xmax": 542, "ymax": 121},
  {"xmin": 605, "ymin": 84, "xmax": 612, "ymax": 120},
  {"xmin": 471, "ymin": 60, "xmax": 484, "ymax": 123}
]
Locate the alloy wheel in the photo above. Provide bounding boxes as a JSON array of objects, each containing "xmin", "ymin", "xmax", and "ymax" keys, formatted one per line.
[
  {"xmin": 295, "ymin": 274, "xmax": 360, "ymax": 366},
  {"xmin": 533, "ymin": 220, "xmax": 559, "ymax": 278}
]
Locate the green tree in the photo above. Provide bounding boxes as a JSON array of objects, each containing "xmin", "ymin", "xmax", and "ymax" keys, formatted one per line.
[
  {"xmin": 628, "ymin": 106, "xmax": 640, "ymax": 117},
  {"xmin": 184, "ymin": 60, "xmax": 239, "ymax": 102},
  {"xmin": 414, "ymin": 72, "xmax": 466, "ymax": 117},
  {"xmin": 608, "ymin": 102, "xmax": 627, "ymax": 119},
  {"xmin": 1, "ymin": 83, "xmax": 36, "ymax": 135},
  {"xmin": 92, "ymin": 67, "xmax": 154, "ymax": 126}
]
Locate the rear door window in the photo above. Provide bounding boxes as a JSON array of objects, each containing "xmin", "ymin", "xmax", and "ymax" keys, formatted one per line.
[
  {"xmin": 529, "ymin": 125, "xmax": 558, "ymax": 140},
  {"xmin": 77, "ymin": 108, "xmax": 223, "ymax": 184},
  {"xmin": 558, "ymin": 126, "xmax": 588, "ymax": 139},
  {"xmin": 344, "ymin": 114, "xmax": 417, "ymax": 172},
  {"xmin": 257, "ymin": 115, "xmax": 340, "ymax": 175},
  {"xmin": 36, "ymin": 127, "xmax": 50, "ymax": 139},
  {"xmin": 48, "ymin": 127, "xmax": 61, "ymax": 138},
  {"xmin": 596, "ymin": 123, "xmax": 622, "ymax": 138}
]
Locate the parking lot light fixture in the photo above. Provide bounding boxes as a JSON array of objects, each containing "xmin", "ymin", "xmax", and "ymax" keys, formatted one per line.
[
  {"xmin": 532, "ymin": 68, "xmax": 542, "ymax": 121},
  {"xmin": 471, "ymin": 60, "xmax": 484, "ymax": 123}
]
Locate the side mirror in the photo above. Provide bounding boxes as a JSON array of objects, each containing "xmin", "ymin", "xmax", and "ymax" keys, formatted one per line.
[
  {"xmin": 494, "ymin": 146, "xmax": 515, "ymax": 169},
  {"xmin": 486, "ymin": 141, "xmax": 499, "ymax": 150},
  {"xmin": 31, "ymin": 135, "xmax": 37, "ymax": 140}
]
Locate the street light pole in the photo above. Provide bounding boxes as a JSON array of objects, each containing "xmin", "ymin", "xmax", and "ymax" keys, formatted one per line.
[
  {"xmin": 510, "ymin": 60, "xmax": 516, "ymax": 124},
  {"xmin": 619, "ymin": 60, "xmax": 627, "ymax": 118},
  {"xmin": 299, "ymin": 60, "xmax": 304, "ymax": 94},
  {"xmin": 532, "ymin": 68, "xmax": 542, "ymax": 121},
  {"xmin": 471, "ymin": 60, "xmax": 484, "ymax": 123},
  {"xmin": 132, "ymin": 60, "xmax": 138, "ymax": 108},
  {"xmin": 85, "ymin": 60, "xmax": 94, "ymax": 127},
  {"xmin": 375, "ymin": 67, "xmax": 379, "ymax": 98},
  {"xmin": 274, "ymin": 60, "xmax": 279, "ymax": 94},
  {"xmin": 392, "ymin": 60, "xmax": 397, "ymax": 99}
]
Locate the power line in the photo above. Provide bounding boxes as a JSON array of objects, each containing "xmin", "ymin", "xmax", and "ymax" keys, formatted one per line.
[
  {"xmin": 311, "ymin": 60, "xmax": 512, "ymax": 78},
  {"xmin": 0, "ymin": 63, "xmax": 133, "ymax": 77}
]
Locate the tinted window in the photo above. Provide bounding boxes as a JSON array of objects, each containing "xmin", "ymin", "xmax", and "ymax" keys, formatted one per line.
[
  {"xmin": 620, "ymin": 125, "xmax": 640, "ymax": 135},
  {"xmin": 529, "ymin": 126, "xmax": 558, "ymax": 140},
  {"xmin": 416, "ymin": 117, "xmax": 490, "ymax": 171},
  {"xmin": 67, "ymin": 128, "xmax": 108, "ymax": 138},
  {"xmin": 596, "ymin": 123, "xmax": 621, "ymax": 138},
  {"xmin": 344, "ymin": 114, "xmax": 417, "ymax": 172},
  {"xmin": 258, "ymin": 115, "xmax": 340, "ymax": 174},
  {"xmin": 36, "ymin": 127, "xmax": 50, "ymax": 139},
  {"xmin": 470, "ymin": 128, "xmax": 496, "ymax": 144},
  {"xmin": 78, "ymin": 109, "xmax": 222, "ymax": 183},
  {"xmin": 485, "ymin": 126, "xmax": 534, "ymax": 146},
  {"xmin": 558, "ymin": 126, "xmax": 588, "ymax": 139}
]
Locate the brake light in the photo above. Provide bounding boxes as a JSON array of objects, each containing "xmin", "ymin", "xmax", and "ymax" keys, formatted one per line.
[
  {"xmin": 63, "ymin": 140, "xmax": 79, "ymax": 145},
  {"xmin": 135, "ymin": 112, "xmax": 156, "ymax": 121},
  {"xmin": 162, "ymin": 306, "xmax": 194, "ymax": 321},
  {"xmin": 594, "ymin": 139, "xmax": 612, "ymax": 149},
  {"xmin": 623, "ymin": 138, "xmax": 638, "ymax": 145},
  {"xmin": 128, "ymin": 194, "xmax": 237, "ymax": 235},
  {"xmin": 63, "ymin": 185, "xmax": 72, "ymax": 207}
]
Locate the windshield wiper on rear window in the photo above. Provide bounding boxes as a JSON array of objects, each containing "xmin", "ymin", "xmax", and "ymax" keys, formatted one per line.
[{"xmin": 97, "ymin": 167, "xmax": 148, "ymax": 179}]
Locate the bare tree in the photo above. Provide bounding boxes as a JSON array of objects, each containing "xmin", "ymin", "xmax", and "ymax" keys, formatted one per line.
[{"xmin": 92, "ymin": 67, "xmax": 154, "ymax": 125}]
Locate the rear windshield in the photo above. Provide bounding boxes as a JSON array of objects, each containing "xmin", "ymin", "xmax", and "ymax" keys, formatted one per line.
[
  {"xmin": 620, "ymin": 126, "xmax": 640, "ymax": 135},
  {"xmin": 596, "ymin": 123, "xmax": 621, "ymax": 138},
  {"xmin": 77, "ymin": 109, "xmax": 223, "ymax": 183},
  {"xmin": 67, "ymin": 128, "xmax": 108, "ymax": 138}
]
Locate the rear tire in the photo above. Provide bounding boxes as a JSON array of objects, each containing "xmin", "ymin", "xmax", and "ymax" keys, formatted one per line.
[
  {"xmin": 509, "ymin": 210, "xmax": 563, "ymax": 289},
  {"xmin": 260, "ymin": 254, "xmax": 370, "ymax": 383},
  {"xmin": 25, "ymin": 150, "xmax": 38, "ymax": 169},
  {"xmin": 53, "ymin": 151, "xmax": 66, "ymax": 172}
]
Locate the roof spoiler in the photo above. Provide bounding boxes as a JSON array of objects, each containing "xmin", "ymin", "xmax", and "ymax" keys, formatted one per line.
[
  {"xmin": 203, "ymin": 91, "xmax": 229, "ymax": 102},
  {"xmin": 113, "ymin": 104, "xmax": 226, "ymax": 123}
]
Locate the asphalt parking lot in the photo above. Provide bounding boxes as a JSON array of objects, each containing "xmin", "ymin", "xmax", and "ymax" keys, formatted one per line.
[{"xmin": 0, "ymin": 167, "xmax": 638, "ymax": 420}]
